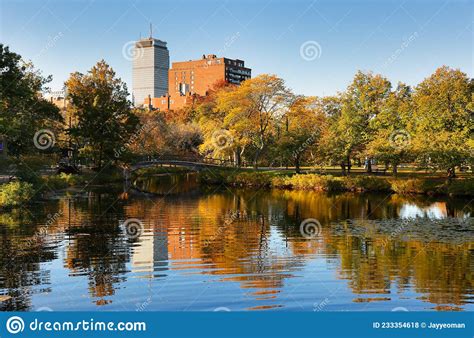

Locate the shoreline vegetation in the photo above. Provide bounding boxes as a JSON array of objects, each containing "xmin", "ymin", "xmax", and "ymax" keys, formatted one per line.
[
  {"xmin": 200, "ymin": 170, "xmax": 474, "ymax": 197},
  {"xmin": 0, "ymin": 166, "xmax": 473, "ymax": 209},
  {"xmin": 1, "ymin": 164, "xmax": 472, "ymax": 208},
  {"xmin": 135, "ymin": 166, "xmax": 474, "ymax": 197}
]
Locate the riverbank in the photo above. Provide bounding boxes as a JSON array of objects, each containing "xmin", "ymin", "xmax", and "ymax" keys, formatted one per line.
[
  {"xmin": 197, "ymin": 169, "xmax": 474, "ymax": 197},
  {"xmin": 1, "ymin": 165, "xmax": 473, "ymax": 209},
  {"xmin": 0, "ymin": 166, "xmax": 124, "ymax": 208}
]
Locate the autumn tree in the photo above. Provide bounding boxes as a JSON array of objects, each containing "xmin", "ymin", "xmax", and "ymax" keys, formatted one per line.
[
  {"xmin": 195, "ymin": 82, "xmax": 241, "ymax": 163},
  {"xmin": 216, "ymin": 74, "xmax": 292, "ymax": 168},
  {"xmin": 65, "ymin": 60, "xmax": 139, "ymax": 170},
  {"xmin": 277, "ymin": 96, "xmax": 325, "ymax": 172},
  {"xmin": 410, "ymin": 66, "xmax": 473, "ymax": 178},
  {"xmin": 124, "ymin": 109, "xmax": 169, "ymax": 159}
]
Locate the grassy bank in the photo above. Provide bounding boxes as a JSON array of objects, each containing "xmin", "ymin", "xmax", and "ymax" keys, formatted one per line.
[
  {"xmin": 133, "ymin": 166, "xmax": 192, "ymax": 177},
  {"xmin": 0, "ymin": 164, "xmax": 125, "ymax": 208},
  {"xmin": 198, "ymin": 170, "xmax": 474, "ymax": 196}
]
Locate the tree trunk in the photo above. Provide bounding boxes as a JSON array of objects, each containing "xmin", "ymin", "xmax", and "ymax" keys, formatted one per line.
[
  {"xmin": 98, "ymin": 143, "xmax": 103, "ymax": 170},
  {"xmin": 367, "ymin": 158, "xmax": 372, "ymax": 173},
  {"xmin": 234, "ymin": 149, "xmax": 241, "ymax": 167},
  {"xmin": 340, "ymin": 161, "xmax": 346, "ymax": 176},
  {"xmin": 346, "ymin": 155, "xmax": 351, "ymax": 174},
  {"xmin": 392, "ymin": 164, "xmax": 398, "ymax": 176},
  {"xmin": 295, "ymin": 156, "xmax": 301, "ymax": 174},
  {"xmin": 253, "ymin": 149, "xmax": 261, "ymax": 169},
  {"xmin": 447, "ymin": 167, "xmax": 456, "ymax": 179}
]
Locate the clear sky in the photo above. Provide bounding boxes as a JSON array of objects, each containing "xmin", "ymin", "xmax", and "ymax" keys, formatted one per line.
[{"xmin": 1, "ymin": 0, "xmax": 472, "ymax": 96}]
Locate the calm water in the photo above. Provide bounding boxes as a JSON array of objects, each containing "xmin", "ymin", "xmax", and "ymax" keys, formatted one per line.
[{"xmin": 0, "ymin": 174, "xmax": 473, "ymax": 312}]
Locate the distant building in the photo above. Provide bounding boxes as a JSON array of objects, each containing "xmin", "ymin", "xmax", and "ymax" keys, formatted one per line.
[
  {"xmin": 132, "ymin": 37, "xmax": 170, "ymax": 107},
  {"xmin": 169, "ymin": 54, "xmax": 251, "ymax": 96},
  {"xmin": 44, "ymin": 90, "xmax": 68, "ymax": 110},
  {"xmin": 144, "ymin": 93, "xmax": 197, "ymax": 112},
  {"xmin": 144, "ymin": 54, "xmax": 251, "ymax": 111}
]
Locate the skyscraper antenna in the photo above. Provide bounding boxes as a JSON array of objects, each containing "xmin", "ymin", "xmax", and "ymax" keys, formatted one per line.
[{"xmin": 149, "ymin": 23, "xmax": 152, "ymax": 38}]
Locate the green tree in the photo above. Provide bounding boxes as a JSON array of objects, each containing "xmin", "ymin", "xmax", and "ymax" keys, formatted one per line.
[
  {"xmin": 0, "ymin": 44, "xmax": 62, "ymax": 157},
  {"xmin": 410, "ymin": 66, "xmax": 473, "ymax": 178},
  {"xmin": 319, "ymin": 72, "xmax": 391, "ymax": 174},
  {"xmin": 367, "ymin": 83, "xmax": 414, "ymax": 175},
  {"xmin": 277, "ymin": 96, "xmax": 325, "ymax": 173},
  {"xmin": 65, "ymin": 60, "xmax": 139, "ymax": 170}
]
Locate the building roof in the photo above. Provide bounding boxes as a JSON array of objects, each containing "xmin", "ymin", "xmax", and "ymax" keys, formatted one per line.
[{"xmin": 135, "ymin": 37, "xmax": 167, "ymax": 49}]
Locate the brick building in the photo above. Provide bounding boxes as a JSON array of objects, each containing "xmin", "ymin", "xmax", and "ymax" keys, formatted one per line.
[{"xmin": 145, "ymin": 54, "xmax": 251, "ymax": 111}]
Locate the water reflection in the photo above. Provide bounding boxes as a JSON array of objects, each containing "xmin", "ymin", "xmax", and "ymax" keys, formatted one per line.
[
  {"xmin": 0, "ymin": 184, "xmax": 472, "ymax": 311},
  {"xmin": 133, "ymin": 172, "xmax": 199, "ymax": 195}
]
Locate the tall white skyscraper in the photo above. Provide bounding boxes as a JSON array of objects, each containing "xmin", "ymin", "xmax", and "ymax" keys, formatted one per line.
[{"xmin": 132, "ymin": 37, "xmax": 169, "ymax": 107}]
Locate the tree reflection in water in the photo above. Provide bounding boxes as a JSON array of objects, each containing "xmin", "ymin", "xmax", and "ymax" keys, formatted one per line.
[{"xmin": 0, "ymin": 185, "xmax": 472, "ymax": 311}]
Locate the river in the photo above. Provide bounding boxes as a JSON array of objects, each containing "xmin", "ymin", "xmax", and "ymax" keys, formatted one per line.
[{"xmin": 0, "ymin": 173, "xmax": 472, "ymax": 311}]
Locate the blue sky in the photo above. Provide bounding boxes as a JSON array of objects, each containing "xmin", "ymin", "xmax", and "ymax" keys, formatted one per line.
[{"xmin": 1, "ymin": 0, "xmax": 472, "ymax": 96}]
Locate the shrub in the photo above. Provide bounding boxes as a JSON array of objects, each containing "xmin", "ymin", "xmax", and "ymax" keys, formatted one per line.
[
  {"xmin": 344, "ymin": 176, "xmax": 392, "ymax": 192},
  {"xmin": 0, "ymin": 181, "xmax": 35, "ymax": 207},
  {"xmin": 389, "ymin": 178, "xmax": 444, "ymax": 195},
  {"xmin": 446, "ymin": 178, "xmax": 474, "ymax": 196},
  {"xmin": 271, "ymin": 175, "xmax": 292, "ymax": 188},
  {"xmin": 229, "ymin": 172, "xmax": 272, "ymax": 187},
  {"xmin": 276, "ymin": 174, "xmax": 345, "ymax": 191},
  {"xmin": 197, "ymin": 170, "xmax": 226, "ymax": 185},
  {"xmin": 42, "ymin": 173, "xmax": 86, "ymax": 190},
  {"xmin": 389, "ymin": 178, "xmax": 424, "ymax": 194}
]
